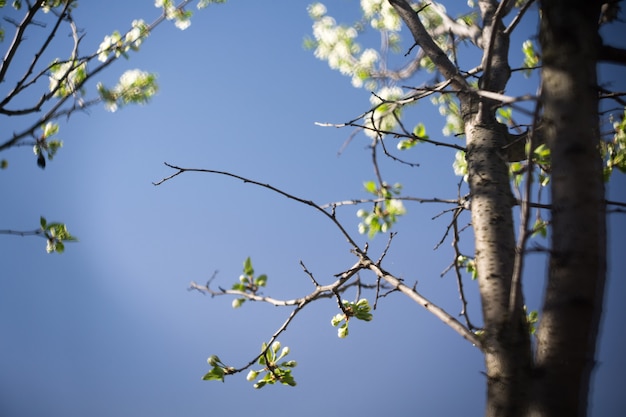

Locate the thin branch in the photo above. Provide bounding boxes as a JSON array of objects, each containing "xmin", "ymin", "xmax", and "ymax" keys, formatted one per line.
[
  {"xmin": 0, "ymin": 229, "xmax": 44, "ymax": 237},
  {"xmin": 0, "ymin": 2, "xmax": 44, "ymax": 84},
  {"xmin": 0, "ymin": 2, "xmax": 70, "ymax": 110},
  {"xmin": 451, "ymin": 209, "xmax": 476, "ymax": 330},
  {"xmin": 316, "ymin": 120, "xmax": 466, "ymax": 153},
  {"xmin": 154, "ymin": 163, "xmax": 363, "ymax": 251},
  {"xmin": 508, "ymin": 85, "xmax": 543, "ymax": 316},
  {"xmin": 158, "ymin": 162, "xmax": 481, "ymax": 349},
  {"xmin": 388, "ymin": 0, "xmax": 470, "ymax": 92},
  {"xmin": 360, "ymin": 256, "xmax": 482, "ymax": 348},
  {"xmin": 0, "ymin": 0, "xmax": 196, "ymax": 152},
  {"xmin": 319, "ymin": 196, "xmax": 460, "ymax": 209},
  {"xmin": 504, "ymin": 0, "xmax": 536, "ymax": 36}
]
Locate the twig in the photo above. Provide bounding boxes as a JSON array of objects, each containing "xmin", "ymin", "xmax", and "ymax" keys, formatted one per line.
[
  {"xmin": 154, "ymin": 162, "xmax": 363, "ymax": 251},
  {"xmin": 508, "ymin": 85, "xmax": 543, "ymax": 316}
]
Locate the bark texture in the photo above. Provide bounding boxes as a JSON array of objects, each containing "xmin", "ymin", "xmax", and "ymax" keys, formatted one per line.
[
  {"xmin": 390, "ymin": 1, "xmax": 608, "ymax": 416},
  {"xmin": 532, "ymin": 1, "xmax": 607, "ymax": 416}
]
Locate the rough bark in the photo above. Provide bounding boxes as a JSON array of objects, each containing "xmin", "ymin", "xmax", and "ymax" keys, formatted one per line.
[
  {"xmin": 532, "ymin": 1, "xmax": 607, "ymax": 416},
  {"xmin": 466, "ymin": 3, "xmax": 533, "ymax": 416},
  {"xmin": 465, "ymin": 120, "xmax": 532, "ymax": 417}
]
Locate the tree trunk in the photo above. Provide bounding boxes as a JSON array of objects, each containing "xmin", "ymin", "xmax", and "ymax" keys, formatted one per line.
[
  {"xmin": 465, "ymin": 120, "xmax": 533, "ymax": 417},
  {"xmin": 466, "ymin": 3, "xmax": 533, "ymax": 416},
  {"xmin": 390, "ymin": 1, "xmax": 607, "ymax": 415},
  {"xmin": 531, "ymin": 1, "xmax": 607, "ymax": 416}
]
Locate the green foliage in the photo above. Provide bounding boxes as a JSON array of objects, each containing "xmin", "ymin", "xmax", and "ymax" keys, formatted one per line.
[
  {"xmin": 331, "ymin": 299, "xmax": 373, "ymax": 338},
  {"xmin": 431, "ymin": 94, "xmax": 464, "ymax": 136},
  {"xmin": 33, "ymin": 123, "xmax": 63, "ymax": 169},
  {"xmin": 521, "ymin": 39, "xmax": 540, "ymax": 77},
  {"xmin": 48, "ymin": 59, "xmax": 87, "ymax": 98},
  {"xmin": 202, "ymin": 355, "xmax": 234, "ymax": 382},
  {"xmin": 453, "ymin": 150, "xmax": 468, "ymax": 181},
  {"xmin": 525, "ymin": 307, "xmax": 539, "ymax": 335},
  {"xmin": 39, "ymin": 216, "xmax": 77, "ymax": 254},
  {"xmin": 602, "ymin": 109, "xmax": 626, "ymax": 180},
  {"xmin": 203, "ymin": 341, "xmax": 297, "ymax": 388},
  {"xmin": 456, "ymin": 255, "xmax": 477, "ymax": 280},
  {"xmin": 509, "ymin": 142, "xmax": 551, "ymax": 189},
  {"xmin": 230, "ymin": 257, "xmax": 268, "ymax": 308},
  {"xmin": 531, "ymin": 218, "xmax": 548, "ymax": 238},
  {"xmin": 248, "ymin": 341, "xmax": 297, "ymax": 389},
  {"xmin": 357, "ymin": 181, "xmax": 405, "ymax": 238},
  {"xmin": 96, "ymin": 19, "xmax": 149, "ymax": 62},
  {"xmin": 397, "ymin": 123, "xmax": 429, "ymax": 150},
  {"xmin": 496, "ymin": 107, "xmax": 513, "ymax": 125},
  {"xmin": 364, "ymin": 87, "xmax": 406, "ymax": 138},
  {"xmin": 305, "ymin": 1, "xmax": 400, "ymax": 90},
  {"xmin": 97, "ymin": 70, "xmax": 158, "ymax": 112}
]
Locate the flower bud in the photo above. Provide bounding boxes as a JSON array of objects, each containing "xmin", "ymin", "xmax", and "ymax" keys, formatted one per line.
[{"xmin": 246, "ymin": 370, "xmax": 259, "ymax": 381}]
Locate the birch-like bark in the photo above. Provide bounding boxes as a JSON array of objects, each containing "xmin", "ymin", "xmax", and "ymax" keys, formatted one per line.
[{"xmin": 388, "ymin": 2, "xmax": 532, "ymax": 415}]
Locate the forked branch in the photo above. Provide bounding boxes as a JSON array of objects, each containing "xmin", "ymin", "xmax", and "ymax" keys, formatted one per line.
[{"xmin": 154, "ymin": 162, "xmax": 482, "ymax": 349}]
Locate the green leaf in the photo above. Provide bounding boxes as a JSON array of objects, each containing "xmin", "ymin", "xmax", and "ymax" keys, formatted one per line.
[
  {"xmin": 54, "ymin": 241, "xmax": 65, "ymax": 253},
  {"xmin": 40, "ymin": 216, "xmax": 47, "ymax": 229},
  {"xmin": 243, "ymin": 257, "xmax": 254, "ymax": 276},
  {"xmin": 412, "ymin": 122, "xmax": 428, "ymax": 139},
  {"xmin": 202, "ymin": 367, "xmax": 225, "ymax": 382},
  {"xmin": 255, "ymin": 274, "xmax": 267, "ymax": 287},
  {"xmin": 363, "ymin": 180, "xmax": 377, "ymax": 195}
]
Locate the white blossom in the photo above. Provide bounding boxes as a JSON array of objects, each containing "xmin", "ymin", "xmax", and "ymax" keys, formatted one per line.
[
  {"xmin": 307, "ymin": 3, "xmax": 327, "ymax": 19},
  {"xmin": 359, "ymin": 48, "xmax": 379, "ymax": 67}
]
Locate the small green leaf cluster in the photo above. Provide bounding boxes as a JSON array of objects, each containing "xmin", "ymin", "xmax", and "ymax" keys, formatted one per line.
[
  {"xmin": 496, "ymin": 107, "xmax": 513, "ymax": 125},
  {"xmin": 247, "ymin": 341, "xmax": 297, "ymax": 389},
  {"xmin": 357, "ymin": 181, "xmax": 405, "ymax": 238},
  {"xmin": 48, "ymin": 60, "xmax": 87, "ymax": 98},
  {"xmin": 33, "ymin": 123, "xmax": 63, "ymax": 169},
  {"xmin": 364, "ymin": 86, "xmax": 405, "ymax": 138},
  {"xmin": 40, "ymin": 0, "xmax": 76, "ymax": 13},
  {"xmin": 456, "ymin": 255, "xmax": 477, "ymax": 280},
  {"xmin": 202, "ymin": 355, "xmax": 235, "ymax": 382},
  {"xmin": 509, "ymin": 143, "xmax": 551, "ymax": 188},
  {"xmin": 526, "ymin": 308, "xmax": 539, "ymax": 335},
  {"xmin": 231, "ymin": 257, "xmax": 267, "ymax": 308},
  {"xmin": 531, "ymin": 218, "xmax": 548, "ymax": 238},
  {"xmin": 97, "ymin": 70, "xmax": 158, "ymax": 113},
  {"xmin": 40, "ymin": 216, "xmax": 77, "ymax": 254},
  {"xmin": 602, "ymin": 110, "xmax": 626, "ymax": 180},
  {"xmin": 331, "ymin": 299, "xmax": 373, "ymax": 338},
  {"xmin": 521, "ymin": 40, "xmax": 540, "ymax": 77},
  {"xmin": 397, "ymin": 123, "xmax": 429, "ymax": 150}
]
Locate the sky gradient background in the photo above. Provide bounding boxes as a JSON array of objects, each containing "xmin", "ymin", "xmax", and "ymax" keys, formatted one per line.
[{"xmin": 1, "ymin": 1, "xmax": 625, "ymax": 416}]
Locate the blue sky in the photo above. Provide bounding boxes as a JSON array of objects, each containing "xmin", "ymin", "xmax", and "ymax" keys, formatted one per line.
[{"xmin": 1, "ymin": 1, "xmax": 625, "ymax": 416}]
